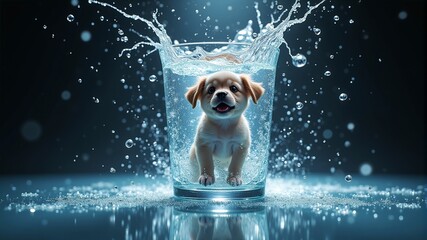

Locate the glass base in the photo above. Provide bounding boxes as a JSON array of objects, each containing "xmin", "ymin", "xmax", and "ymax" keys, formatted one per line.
[{"xmin": 174, "ymin": 185, "xmax": 265, "ymax": 200}]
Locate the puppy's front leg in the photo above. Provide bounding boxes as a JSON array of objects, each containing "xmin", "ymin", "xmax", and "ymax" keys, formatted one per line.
[
  {"xmin": 196, "ymin": 145, "xmax": 215, "ymax": 186},
  {"xmin": 227, "ymin": 144, "xmax": 249, "ymax": 186}
]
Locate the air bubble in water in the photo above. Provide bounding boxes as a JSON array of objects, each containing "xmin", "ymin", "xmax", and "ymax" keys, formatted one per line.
[
  {"xmin": 334, "ymin": 15, "xmax": 340, "ymax": 21},
  {"xmin": 125, "ymin": 139, "xmax": 134, "ymax": 148},
  {"xmin": 313, "ymin": 27, "xmax": 321, "ymax": 35},
  {"xmin": 292, "ymin": 54, "xmax": 307, "ymax": 68},
  {"xmin": 345, "ymin": 175, "xmax": 352, "ymax": 182},
  {"xmin": 324, "ymin": 71, "xmax": 331, "ymax": 76},
  {"xmin": 67, "ymin": 14, "xmax": 75, "ymax": 22},
  {"xmin": 339, "ymin": 93, "xmax": 348, "ymax": 101},
  {"xmin": 110, "ymin": 167, "xmax": 116, "ymax": 173},
  {"xmin": 149, "ymin": 75, "xmax": 157, "ymax": 82},
  {"xmin": 296, "ymin": 102, "xmax": 304, "ymax": 110}
]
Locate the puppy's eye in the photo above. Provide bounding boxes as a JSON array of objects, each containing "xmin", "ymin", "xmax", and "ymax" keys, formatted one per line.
[
  {"xmin": 207, "ymin": 87, "xmax": 216, "ymax": 94},
  {"xmin": 230, "ymin": 85, "xmax": 238, "ymax": 93}
]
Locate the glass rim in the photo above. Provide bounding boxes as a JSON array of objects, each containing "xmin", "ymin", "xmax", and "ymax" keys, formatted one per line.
[{"xmin": 172, "ymin": 41, "xmax": 250, "ymax": 47}]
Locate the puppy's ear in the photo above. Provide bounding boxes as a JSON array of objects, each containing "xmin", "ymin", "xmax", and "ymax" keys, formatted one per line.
[
  {"xmin": 185, "ymin": 77, "xmax": 206, "ymax": 108},
  {"xmin": 241, "ymin": 74, "xmax": 265, "ymax": 104}
]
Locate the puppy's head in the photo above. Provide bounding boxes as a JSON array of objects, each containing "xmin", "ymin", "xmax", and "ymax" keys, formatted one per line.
[{"xmin": 185, "ymin": 71, "xmax": 264, "ymax": 120}]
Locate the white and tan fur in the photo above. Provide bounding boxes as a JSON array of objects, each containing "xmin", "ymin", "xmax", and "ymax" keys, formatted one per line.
[{"xmin": 185, "ymin": 71, "xmax": 264, "ymax": 186}]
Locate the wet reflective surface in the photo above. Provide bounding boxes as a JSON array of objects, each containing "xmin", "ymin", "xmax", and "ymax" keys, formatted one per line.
[{"xmin": 1, "ymin": 174, "xmax": 426, "ymax": 239}]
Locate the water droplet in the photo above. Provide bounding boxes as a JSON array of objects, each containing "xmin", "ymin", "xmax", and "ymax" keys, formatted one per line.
[
  {"xmin": 333, "ymin": 15, "xmax": 340, "ymax": 21},
  {"xmin": 322, "ymin": 129, "xmax": 333, "ymax": 139},
  {"xmin": 93, "ymin": 97, "xmax": 100, "ymax": 103},
  {"xmin": 125, "ymin": 155, "xmax": 130, "ymax": 160},
  {"xmin": 149, "ymin": 75, "xmax": 157, "ymax": 82},
  {"xmin": 80, "ymin": 30, "xmax": 92, "ymax": 42},
  {"xmin": 339, "ymin": 93, "xmax": 348, "ymax": 101},
  {"xmin": 344, "ymin": 140, "xmax": 351, "ymax": 147},
  {"xmin": 120, "ymin": 79, "xmax": 125, "ymax": 83},
  {"xmin": 313, "ymin": 27, "xmax": 321, "ymax": 35},
  {"xmin": 100, "ymin": 16, "xmax": 104, "ymax": 21},
  {"xmin": 345, "ymin": 175, "xmax": 352, "ymax": 182},
  {"xmin": 349, "ymin": 19, "xmax": 354, "ymax": 24},
  {"xmin": 110, "ymin": 167, "xmax": 116, "ymax": 173},
  {"xmin": 137, "ymin": 58, "xmax": 143, "ymax": 64},
  {"xmin": 125, "ymin": 139, "xmax": 134, "ymax": 148},
  {"xmin": 324, "ymin": 70, "xmax": 331, "ymax": 76},
  {"xmin": 398, "ymin": 11, "xmax": 408, "ymax": 20},
  {"xmin": 296, "ymin": 102, "xmax": 304, "ymax": 110},
  {"xmin": 347, "ymin": 122, "xmax": 355, "ymax": 131},
  {"xmin": 43, "ymin": 25, "xmax": 47, "ymax": 29},
  {"xmin": 330, "ymin": 55, "xmax": 334, "ymax": 59},
  {"xmin": 71, "ymin": 0, "xmax": 79, "ymax": 6},
  {"xmin": 30, "ymin": 208, "xmax": 36, "ymax": 213},
  {"xmin": 360, "ymin": 163, "xmax": 373, "ymax": 176},
  {"xmin": 61, "ymin": 90, "xmax": 71, "ymax": 100},
  {"xmin": 292, "ymin": 54, "xmax": 307, "ymax": 68},
  {"xmin": 67, "ymin": 14, "xmax": 75, "ymax": 22},
  {"xmin": 277, "ymin": 5, "xmax": 283, "ymax": 10},
  {"xmin": 77, "ymin": 78, "xmax": 82, "ymax": 83}
]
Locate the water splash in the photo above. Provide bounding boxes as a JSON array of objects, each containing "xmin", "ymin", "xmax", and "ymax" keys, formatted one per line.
[{"xmin": 88, "ymin": 0, "xmax": 325, "ymax": 65}]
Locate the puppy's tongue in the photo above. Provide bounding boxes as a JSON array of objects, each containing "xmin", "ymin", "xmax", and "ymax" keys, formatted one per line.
[{"xmin": 216, "ymin": 103, "xmax": 230, "ymax": 112}]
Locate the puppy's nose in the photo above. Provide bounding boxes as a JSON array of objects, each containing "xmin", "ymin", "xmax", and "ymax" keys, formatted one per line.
[{"xmin": 216, "ymin": 92, "xmax": 228, "ymax": 100}]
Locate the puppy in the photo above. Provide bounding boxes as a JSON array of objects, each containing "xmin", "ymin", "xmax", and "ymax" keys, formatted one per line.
[{"xmin": 185, "ymin": 71, "xmax": 264, "ymax": 186}]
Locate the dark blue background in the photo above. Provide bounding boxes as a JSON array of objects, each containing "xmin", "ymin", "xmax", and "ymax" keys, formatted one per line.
[{"xmin": 0, "ymin": 0, "xmax": 425, "ymax": 175}]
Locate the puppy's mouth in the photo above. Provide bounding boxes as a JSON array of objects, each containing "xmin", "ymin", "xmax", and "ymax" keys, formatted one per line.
[{"xmin": 213, "ymin": 103, "xmax": 235, "ymax": 113}]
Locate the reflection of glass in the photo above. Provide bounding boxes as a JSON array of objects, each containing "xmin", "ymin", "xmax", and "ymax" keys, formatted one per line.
[
  {"xmin": 159, "ymin": 42, "xmax": 279, "ymax": 199},
  {"xmin": 170, "ymin": 206, "xmax": 268, "ymax": 240}
]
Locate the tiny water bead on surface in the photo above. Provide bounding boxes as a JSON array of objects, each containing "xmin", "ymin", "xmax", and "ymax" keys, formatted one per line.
[
  {"xmin": 345, "ymin": 175, "xmax": 352, "ymax": 182},
  {"xmin": 149, "ymin": 75, "xmax": 157, "ymax": 82},
  {"xmin": 339, "ymin": 93, "xmax": 348, "ymax": 101},
  {"xmin": 313, "ymin": 27, "xmax": 321, "ymax": 35},
  {"xmin": 125, "ymin": 139, "xmax": 134, "ymax": 148},
  {"xmin": 324, "ymin": 70, "xmax": 331, "ymax": 76},
  {"xmin": 292, "ymin": 54, "xmax": 307, "ymax": 68},
  {"xmin": 67, "ymin": 14, "xmax": 75, "ymax": 22},
  {"xmin": 296, "ymin": 102, "xmax": 304, "ymax": 110}
]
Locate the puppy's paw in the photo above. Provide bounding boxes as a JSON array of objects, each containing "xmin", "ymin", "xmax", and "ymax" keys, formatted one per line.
[
  {"xmin": 227, "ymin": 175, "xmax": 243, "ymax": 186},
  {"xmin": 198, "ymin": 174, "xmax": 215, "ymax": 186}
]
